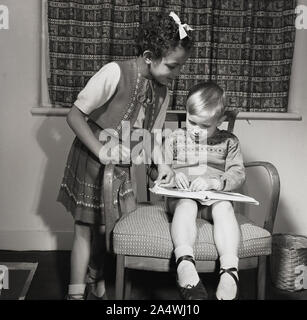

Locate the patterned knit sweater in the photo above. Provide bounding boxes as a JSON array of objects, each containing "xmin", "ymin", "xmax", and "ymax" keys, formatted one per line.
[{"xmin": 164, "ymin": 128, "xmax": 246, "ymax": 191}]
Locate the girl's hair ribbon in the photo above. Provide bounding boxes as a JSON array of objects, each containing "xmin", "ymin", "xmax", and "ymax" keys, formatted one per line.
[{"xmin": 169, "ymin": 11, "xmax": 194, "ymax": 39}]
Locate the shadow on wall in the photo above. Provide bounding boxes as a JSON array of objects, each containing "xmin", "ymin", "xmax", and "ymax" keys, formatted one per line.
[
  {"xmin": 241, "ymin": 162, "xmax": 298, "ymax": 236},
  {"xmin": 273, "ymin": 199, "xmax": 298, "ymax": 235},
  {"xmin": 32, "ymin": 117, "xmax": 74, "ymax": 292}
]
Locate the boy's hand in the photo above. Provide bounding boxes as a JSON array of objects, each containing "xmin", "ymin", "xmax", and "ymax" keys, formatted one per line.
[
  {"xmin": 175, "ymin": 172, "xmax": 190, "ymax": 190},
  {"xmin": 189, "ymin": 177, "xmax": 220, "ymax": 192},
  {"xmin": 155, "ymin": 164, "xmax": 175, "ymax": 187}
]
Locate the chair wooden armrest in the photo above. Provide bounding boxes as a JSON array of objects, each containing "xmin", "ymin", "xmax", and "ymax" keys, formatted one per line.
[
  {"xmin": 103, "ymin": 163, "xmax": 119, "ymax": 252},
  {"xmin": 244, "ymin": 161, "xmax": 280, "ymax": 233}
]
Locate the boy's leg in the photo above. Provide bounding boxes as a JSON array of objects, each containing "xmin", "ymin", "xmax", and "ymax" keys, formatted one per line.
[
  {"xmin": 87, "ymin": 224, "xmax": 107, "ymax": 298},
  {"xmin": 211, "ymin": 201, "xmax": 241, "ymax": 300},
  {"xmin": 68, "ymin": 222, "xmax": 91, "ymax": 299},
  {"xmin": 170, "ymin": 198, "xmax": 199, "ymax": 287}
]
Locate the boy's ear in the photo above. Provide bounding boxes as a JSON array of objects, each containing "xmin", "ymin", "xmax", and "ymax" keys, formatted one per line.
[
  {"xmin": 143, "ymin": 50, "xmax": 154, "ymax": 64},
  {"xmin": 217, "ymin": 115, "xmax": 227, "ymax": 126}
]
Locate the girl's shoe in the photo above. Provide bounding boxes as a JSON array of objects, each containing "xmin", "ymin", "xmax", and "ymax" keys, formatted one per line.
[
  {"xmin": 86, "ymin": 289, "xmax": 108, "ymax": 300},
  {"xmin": 176, "ymin": 255, "xmax": 208, "ymax": 300},
  {"xmin": 85, "ymin": 268, "xmax": 108, "ymax": 300},
  {"xmin": 216, "ymin": 267, "xmax": 239, "ymax": 300}
]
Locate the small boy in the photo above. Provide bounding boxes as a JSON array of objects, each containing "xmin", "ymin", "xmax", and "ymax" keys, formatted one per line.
[{"xmin": 164, "ymin": 82, "xmax": 245, "ymax": 300}]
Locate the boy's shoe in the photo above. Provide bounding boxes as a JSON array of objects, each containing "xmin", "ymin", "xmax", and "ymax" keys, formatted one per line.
[
  {"xmin": 176, "ymin": 255, "xmax": 208, "ymax": 300},
  {"xmin": 215, "ymin": 267, "xmax": 239, "ymax": 300},
  {"xmin": 177, "ymin": 279, "xmax": 208, "ymax": 300}
]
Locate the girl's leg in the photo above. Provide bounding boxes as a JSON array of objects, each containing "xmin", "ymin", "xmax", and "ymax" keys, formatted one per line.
[
  {"xmin": 68, "ymin": 222, "xmax": 91, "ymax": 299},
  {"xmin": 170, "ymin": 198, "xmax": 199, "ymax": 287},
  {"xmin": 87, "ymin": 224, "xmax": 107, "ymax": 298},
  {"xmin": 211, "ymin": 201, "xmax": 241, "ymax": 300}
]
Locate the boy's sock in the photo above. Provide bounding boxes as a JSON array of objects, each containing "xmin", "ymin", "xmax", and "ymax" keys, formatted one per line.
[
  {"xmin": 175, "ymin": 245, "xmax": 199, "ymax": 288},
  {"xmin": 67, "ymin": 284, "xmax": 86, "ymax": 300},
  {"xmin": 216, "ymin": 254, "xmax": 239, "ymax": 300}
]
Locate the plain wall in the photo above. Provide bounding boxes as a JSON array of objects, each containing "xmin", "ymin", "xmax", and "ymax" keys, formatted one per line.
[{"xmin": 0, "ymin": 0, "xmax": 306, "ymax": 250}]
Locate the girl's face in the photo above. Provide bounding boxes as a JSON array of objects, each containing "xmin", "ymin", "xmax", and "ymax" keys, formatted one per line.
[
  {"xmin": 149, "ymin": 46, "xmax": 190, "ymax": 85},
  {"xmin": 186, "ymin": 109, "xmax": 221, "ymax": 142}
]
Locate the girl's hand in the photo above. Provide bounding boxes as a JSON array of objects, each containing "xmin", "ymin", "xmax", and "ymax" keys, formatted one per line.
[
  {"xmin": 175, "ymin": 172, "xmax": 190, "ymax": 190},
  {"xmin": 155, "ymin": 164, "xmax": 175, "ymax": 187},
  {"xmin": 99, "ymin": 144, "xmax": 130, "ymax": 164},
  {"xmin": 189, "ymin": 177, "xmax": 215, "ymax": 192}
]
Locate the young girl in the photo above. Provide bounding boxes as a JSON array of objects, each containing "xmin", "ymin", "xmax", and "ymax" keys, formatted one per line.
[
  {"xmin": 163, "ymin": 82, "xmax": 245, "ymax": 300},
  {"xmin": 57, "ymin": 12, "xmax": 193, "ymax": 300}
]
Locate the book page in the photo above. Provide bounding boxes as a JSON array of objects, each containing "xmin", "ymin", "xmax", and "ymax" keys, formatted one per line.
[{"xmin": 150, "ymin": 184, "xmax": 259, "ymax": 205}]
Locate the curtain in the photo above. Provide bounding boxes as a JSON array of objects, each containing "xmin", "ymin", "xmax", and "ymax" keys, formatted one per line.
[{"xmin": 48, "ymin": 0, "xmax": 297, "ymax": 112}]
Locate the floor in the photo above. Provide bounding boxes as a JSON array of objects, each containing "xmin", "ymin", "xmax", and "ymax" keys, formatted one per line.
[{"xmin": 0, "ymin": 250, "xmax": 306, "ymax": 300}]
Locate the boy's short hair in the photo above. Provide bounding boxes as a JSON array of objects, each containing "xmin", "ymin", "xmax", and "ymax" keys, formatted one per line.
[{"xmin": 186, "ymin": 82, "xmax": 226, "ymax": 120}]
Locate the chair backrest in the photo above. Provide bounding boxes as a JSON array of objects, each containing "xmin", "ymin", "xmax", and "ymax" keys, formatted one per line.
[{"xmin": 224, "ymin": 110, "xmax": 239, "ymax": 133}]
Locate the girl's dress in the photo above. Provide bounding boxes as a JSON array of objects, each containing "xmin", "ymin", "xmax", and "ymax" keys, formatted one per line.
[{"xmin": 57, "ymin": 59, "xmax": 170, "ymax": 225}]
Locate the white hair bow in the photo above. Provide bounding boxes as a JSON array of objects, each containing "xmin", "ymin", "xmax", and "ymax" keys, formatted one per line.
[{"xmin": 169, "ymin": 11, "xmax": 193, "ymax": 39}]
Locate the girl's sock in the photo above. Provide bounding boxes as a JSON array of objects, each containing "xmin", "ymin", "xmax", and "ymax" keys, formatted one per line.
[
  {"xmin": 216, "ymin": 254, "xmax": 239, "ymax": 300},
  {"xmin": 175, "ymin": 245, "xmax": 199, "ymax": 288},
  {"xmin": 67, "ymin": 284, "xmax": 86, "ymax": 300}
]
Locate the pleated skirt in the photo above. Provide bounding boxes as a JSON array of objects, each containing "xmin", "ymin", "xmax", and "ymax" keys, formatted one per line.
[{"xmin": 57, "ymin": 121, "xmax": 137, "ymax": 225}]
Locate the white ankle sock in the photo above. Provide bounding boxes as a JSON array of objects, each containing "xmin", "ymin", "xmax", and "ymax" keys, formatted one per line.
[
  {"xmin": 216, "ymin": 255, "xmax": 239, "ymax": 300},
  {"xmin": 220, "ymin": 254, "xmax": 239, "ymax": 270},
  {"xmin": 174, "ymin": 245, "xmax": 194, "ymax": 261},
  {"xmin": 174, "ymin": 245, "xmax": 199, "ymax": 287},
  {"xmin": 68, "ymin": 284, "xmax": 86, "ymax": 299}
]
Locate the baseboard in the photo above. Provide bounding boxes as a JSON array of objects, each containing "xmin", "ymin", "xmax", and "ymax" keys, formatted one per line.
[{"xmin": 0, "ymin": 230, "xmax": 73, "ymax": 250}]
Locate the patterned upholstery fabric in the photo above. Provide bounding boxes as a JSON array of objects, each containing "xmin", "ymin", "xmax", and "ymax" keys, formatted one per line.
[{"xmin": 113, "ymin": 201, "xmax": 271, "ymax": 260}]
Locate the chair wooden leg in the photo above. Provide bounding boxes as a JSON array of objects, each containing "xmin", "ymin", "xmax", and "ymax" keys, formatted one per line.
[
  {"xmin": 115, "ymin": 255, "xmax": 125, "ymax": 300},
  {"xmin": 257, "ymin": 256, "xmax": 267, "ymax": 300},
  {"xmin": 124, "ymin": 270, "xmax": 132, "ymax": 300}
]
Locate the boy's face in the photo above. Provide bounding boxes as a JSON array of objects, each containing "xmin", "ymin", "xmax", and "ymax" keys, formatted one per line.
[
  {"xmin": 186, "ymin": 109, "xmax": 221, "ymax": 142},
  {"xmin": 149, "ymin": 46, "xmax": 190, "ymax": 85}
]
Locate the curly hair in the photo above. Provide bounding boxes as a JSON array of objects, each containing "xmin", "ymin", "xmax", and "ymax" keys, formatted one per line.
[{"xmin": 136, "ymin": 12, "xmax": 193, "ymax": 59}]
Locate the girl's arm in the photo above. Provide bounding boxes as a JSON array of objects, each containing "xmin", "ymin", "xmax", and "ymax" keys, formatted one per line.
[
  {"xmin": 67, "ymin": 106, "xmax": 131, "ymax": 164},
  {"xmin": 151, "ymin": 131, "xmax": 174, "ymax": 185},
  {"xmin": 153, "ymin": 146, "xmax": 174, "ymax": 185},
  {"xmin": 66, "ymin": 105, "xmax": 102, "ymax": 159},
  {"xmin": 66, "ymin": 62, "xmax": 130, "ymax": 163}
]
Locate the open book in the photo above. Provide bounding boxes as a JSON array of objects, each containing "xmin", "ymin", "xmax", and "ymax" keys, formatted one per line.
[{"xmin": 149, "ymin": 184, "xmax": 259, "ymax": 206}]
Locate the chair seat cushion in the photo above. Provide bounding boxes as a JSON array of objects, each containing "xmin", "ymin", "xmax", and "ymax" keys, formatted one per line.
[{"xmin": 113, "ymin": 201, "xmax": 271, "ymax": 260}]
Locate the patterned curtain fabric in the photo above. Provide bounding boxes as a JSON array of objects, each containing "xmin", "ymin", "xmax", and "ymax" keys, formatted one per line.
[{"xmin": 48, "ymin": 0, "xmax": 297, "ymax": 112}]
